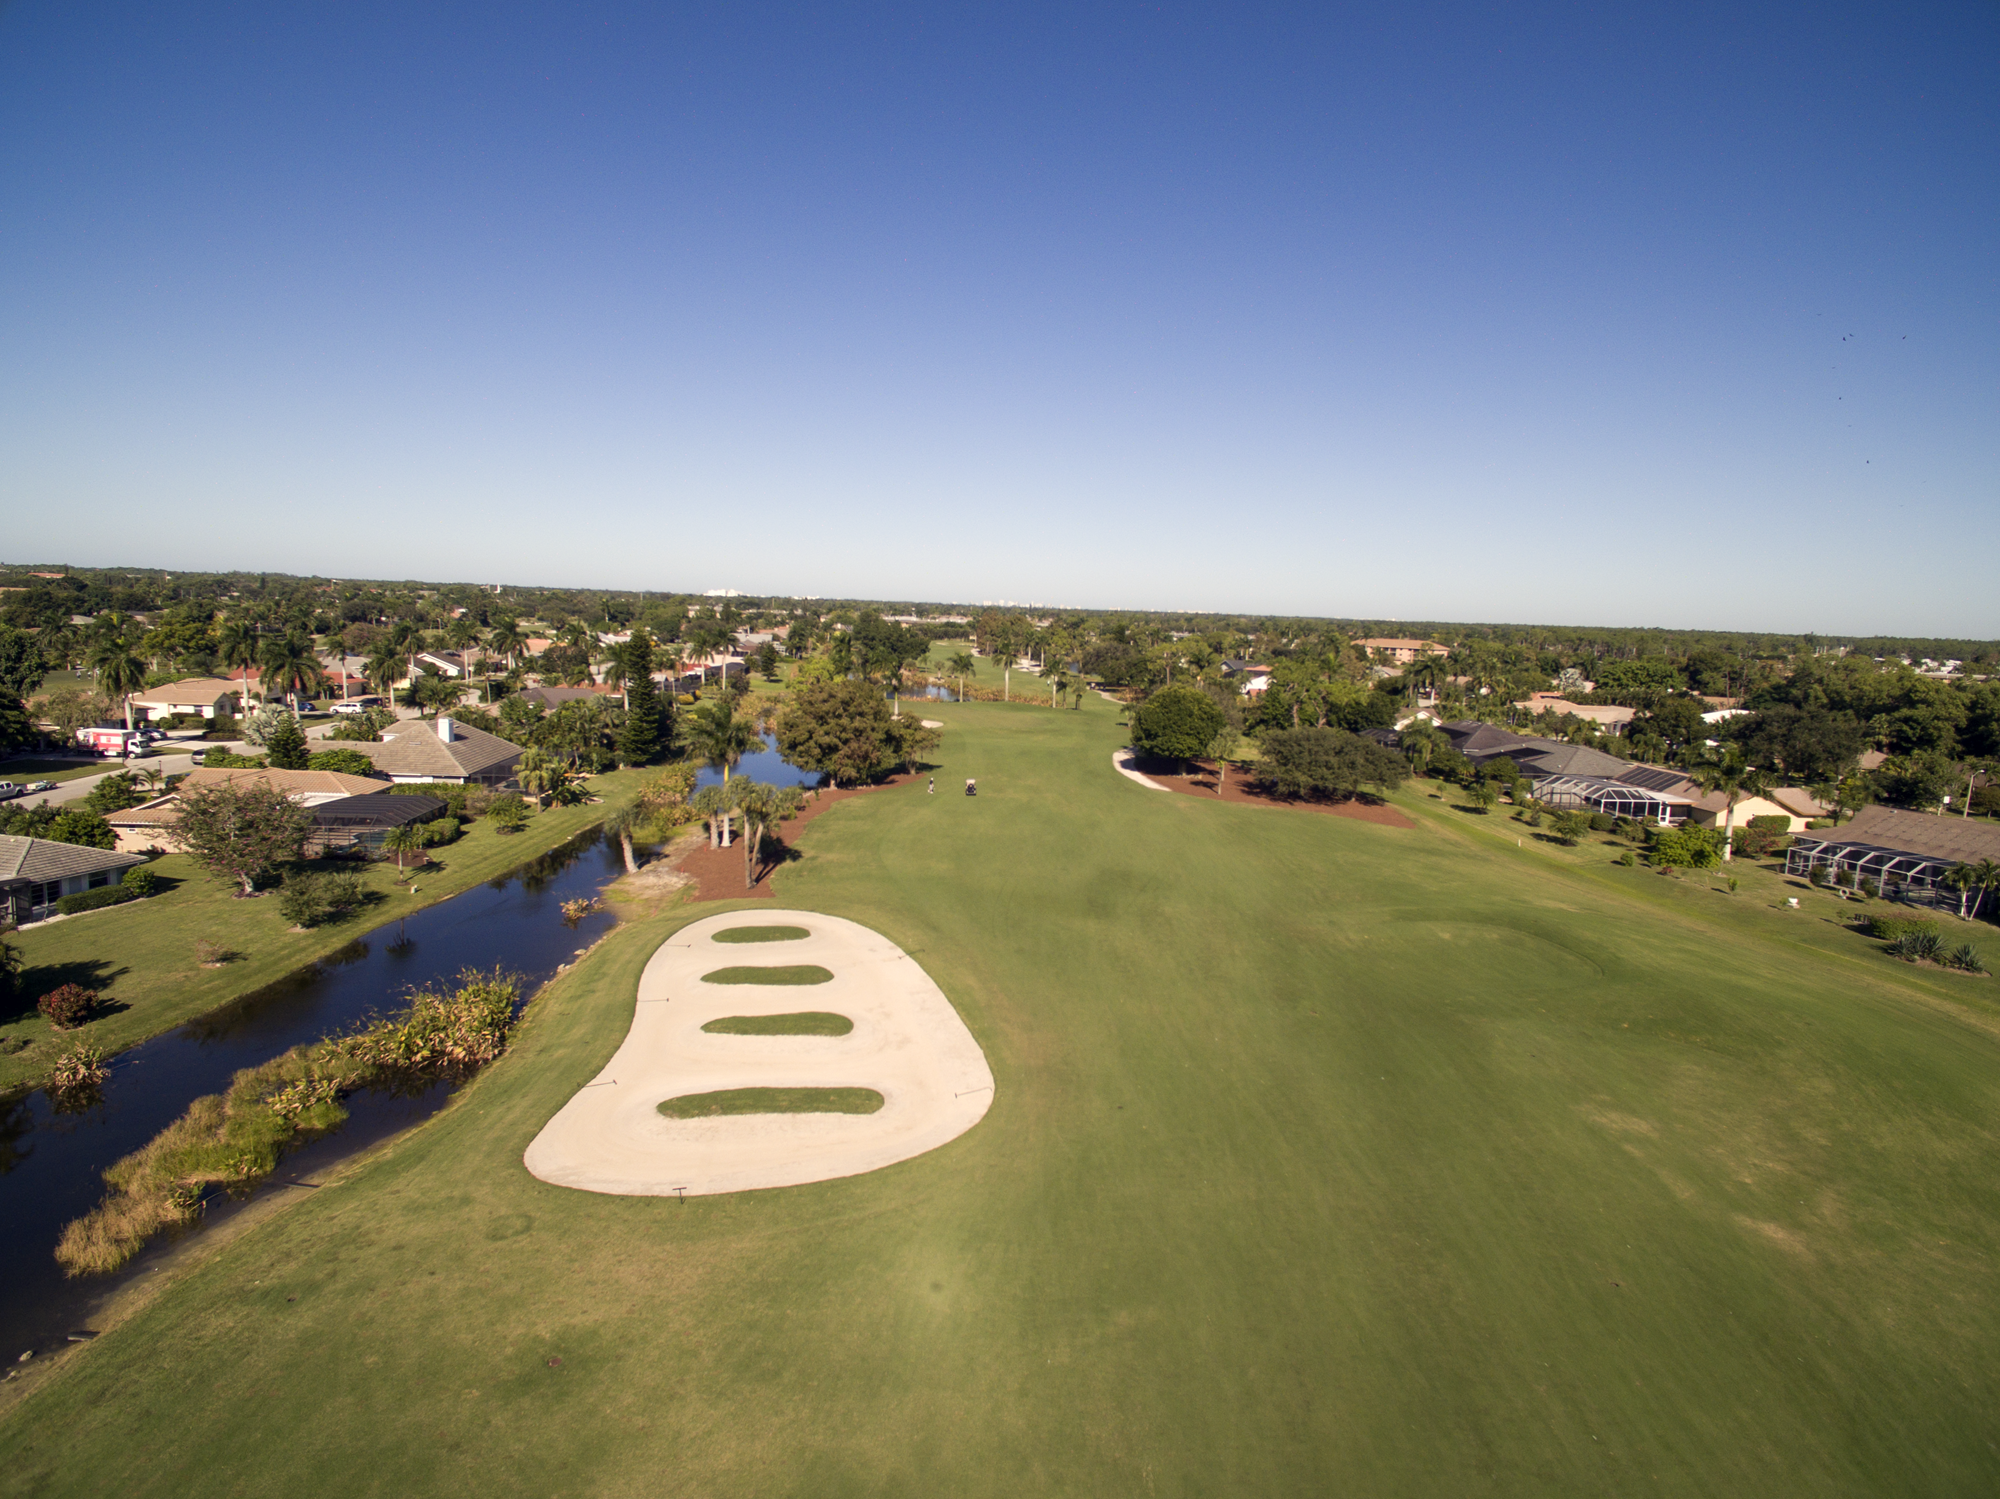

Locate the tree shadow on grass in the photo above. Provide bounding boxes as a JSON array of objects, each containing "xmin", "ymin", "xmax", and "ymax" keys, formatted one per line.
[{"xmin": 4, "ymin": 959, "xmax": 130, "ymax": 1023}]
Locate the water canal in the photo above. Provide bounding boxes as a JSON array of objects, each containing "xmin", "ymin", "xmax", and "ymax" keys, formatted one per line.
[{"xmin": 0, "ymin": 829, "xmax": 627, "ymax": 1357}]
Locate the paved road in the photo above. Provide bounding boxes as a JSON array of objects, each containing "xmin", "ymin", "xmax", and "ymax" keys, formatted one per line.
[{"xmin": 1, "ymin": 719, "xmax": 361, "ymax": 811}]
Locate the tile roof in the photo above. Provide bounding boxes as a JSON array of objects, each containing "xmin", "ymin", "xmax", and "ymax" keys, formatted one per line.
[
  {"xmin": 130, "ymin": 677, "xmax": 247, "ymax": 705},
  {"xmin": 346, "ymin": 718, "xmax": 523, "ymax": 780},
  {"xmin": 1793, "ymin": 806, "xmax": 2000, "ymax": 865},
  {"xmin": 0, "ymin": 835, "xmax": 148, "ymax": 884},
  {"xmin": 181, "ymin": 766, "xmax": 387, "ymax": 799}
]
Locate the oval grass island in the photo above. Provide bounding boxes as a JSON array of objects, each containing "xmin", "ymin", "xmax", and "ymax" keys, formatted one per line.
[
  {"xmin": 710, "ymin": 924, "xmax": 811, "ymax": 944},
  {"xmin": 701, "ymin": 1011, "xmax": 854, "ymax": 1036},
  {"xmin": 523, "ymin": 910, "xmax": 994, "ymax": 1196},
  {"xmin": 658, "ymin": 1086, "xmax": 884, "ymax": 1119}
]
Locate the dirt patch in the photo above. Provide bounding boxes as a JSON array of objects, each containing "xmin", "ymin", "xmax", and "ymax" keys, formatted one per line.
[
  {"xmin": 668, "ymin": 772, "xmax": 921, "ymax": 901},
  {"xmin": 1128, "ymin": 755, "xmax": 1415, "ymax": 829}
]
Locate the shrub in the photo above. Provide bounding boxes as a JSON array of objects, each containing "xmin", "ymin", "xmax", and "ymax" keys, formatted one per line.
[
  {"xmin": 121, "ymin": 867, "xmax": 158, "ymax": 898},
  {"xmin": 1859, "ymin": 876, "xmax": 1880, "ymax": 899},
  {"xmin": 198, "ymin": 750, "xmax": 267, "ymax": 769},
  {"xmin": 1614, "ymin": 817, "xmax": 1646, "ymax": 842},
  {"xmin": 54, "ymin": 884, "xmax": 143, "ymax": 916},
  {"xmin": 1588, "ymin": 812, "xmax": 1615, "ymax": 832},
  {"xmin": 420, "ymin": 818, "xmax": 462, "ymax": 847},
  {"xmin": 1865, "ymin": 915, "xmax": 1939, "ymax": 942},
  {"xmin": 1808, "ymin": 864, "xmax": 1830, "ymax": 887},
  {"xmin": 38, "ymin": 983, "xmax": 99, "ymax": 1029},
  {"xmin": 48, "ymin": 1041, "xmax": 107, "ymax": 1092},
  {"xmin": 306, "ymin": 748, "xmax": 379, "ymax": 777},
  {"xmin": 1649, "ymin": 824, "xmax": 1724, "ymax": 870},
  {"xmin": 1617, "ymin": 850, "xmax": 1637, "ymax": 866},
  {"xmin": 388, "ymin": 782, "xmax": 473, "ymax": 818},
  {"xmin": 1886, "ymin": 930, "xmax": 1946, "ymax": 964},
  {"xmin": 1835, "ymin": 868, "xmax": 1856, "ymax": 889},
  {"xmin": 278, "ymin": 870, "xmax": 367, "ymax": 928},
  {"xmin": 1946, "ymin": 944, "xmax": 1988, "ymax": 974},
  {"xmin": 194, "ymin": 937, "xmax": 240, "ymax": 966},
  {"xmin": 486, "ymin": 795, "xmax": 530, "ymax": 833},
  {"xmin": 1550, "ymin": 810, "xmax": 1591, "ymax": 845}
]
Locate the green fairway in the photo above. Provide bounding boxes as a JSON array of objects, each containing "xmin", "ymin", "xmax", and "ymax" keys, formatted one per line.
[
  {"xmin": 4, "ymin": 694, "xmax": 2000, "ymax": 1495},
  {"xmin": 0, "ymin": 768, "xmax": 653, "ymax": 1092},
  {"xmin": 701, "ymin": 1011, "xmax": 854, "ymax": 1036},
  {"xmin": 657, "ymin": 1085, "xmax": 883, "ymax": 1117},
  {"xmin": 700, "ymin": 964, "xmax": 834, "ymax": 985},
  {"xmin": 710, "ymin": 924, "xmax": 812, "ymax": 943}
]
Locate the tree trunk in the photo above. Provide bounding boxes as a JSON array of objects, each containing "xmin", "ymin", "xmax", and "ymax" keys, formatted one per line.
[
  {"xmin": 620, "ymin": 831, "xmax": 638, "ymax": 875},
  {"xmin": 1721, "ymin": 798, "xmax": 1736, "ymax": 861}
]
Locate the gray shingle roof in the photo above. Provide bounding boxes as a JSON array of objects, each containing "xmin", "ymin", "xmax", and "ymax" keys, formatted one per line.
[
  {"xmin": 0, "ymin": 835, "xmax": 149, "ymax": 884},
  {"xmin": 1794, "ymin": 806, "xmax": 2000, "ymax": 865},
  {"xmin": 347, "ymin": 718, "xmax": 523, "ymax": 780}
]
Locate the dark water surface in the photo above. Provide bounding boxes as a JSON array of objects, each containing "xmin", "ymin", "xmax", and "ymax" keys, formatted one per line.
[
  {"xmin": 0, "ymin": 830, "xmax": 626, "ymax": 1356},
  {"xmin": 692, "ymin": 731, "xmax": 827, "ymax": 792}
]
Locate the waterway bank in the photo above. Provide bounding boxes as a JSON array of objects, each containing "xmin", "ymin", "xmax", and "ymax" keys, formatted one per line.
[
  {"xmin": 0, "ymin": 828, "xmax": 634, "ymax": 1357},
  {"xmin": 0, "ymin": 767, "xmax": 653, "ymax": 1095}
]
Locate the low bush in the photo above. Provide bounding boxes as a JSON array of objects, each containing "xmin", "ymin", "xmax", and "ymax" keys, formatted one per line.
[
  {"xmin": 121, "ymin": 867, "xmax": 159, "ymax": 898},
  {"xmin": 38, "ymin": 982, "xmax": 100, "ymax": 1029},
  {"xmin": 1886, "ymin": 930, "xmax": 1946, "ymax": 964},
  {"xmin": 1588, "ymin": 812, "xmax": 1615, "ymax": 832},
  {"xmin": 486, "ymin": 794, "xmax": 530, "ymax": 833},
  {"xmin": 54, "ymin": 884, "xmax": 144, "ymax": 916},
  {"xmin": 1946, "ymin": 944, "xmax": 1988, "ymax": 974},
  {"xmin": 277, "ymin": 870, "xmax": 368, "ymax": 928},
  {"xmin": 1648, "ymin": 824, "xmax": 1724, "ymax": 870},
  {"xmin": 306, "ymin": 747, "xmax": 380, "ymax": 777},
  {"xmin": 420, "ymin": 817, "xmax": 462, "ymax": 847},
  {"xmin": 198, "ymin": 750, "xmax": 266, "ymax": 769},
  {"xmin": 1732, "ymin": 825, "xmax": 1791, "ymax": 859},
  {"xmin": 1550, "ymin": 810, "xmax": 1590, "ymax": 845},
  {"xmin": 1617, "ymin": 851, "xmax": 1637, "ymax": 866},
  {"xmin": 1865, "ymin": 914, "xmax": 1938, "ymax": 941}
]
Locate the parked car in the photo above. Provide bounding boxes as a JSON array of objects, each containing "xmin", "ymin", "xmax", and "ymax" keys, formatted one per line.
[
  {"xmin": 331, "ymin": 697, "xmax": 383, "ymax": 716},
  {"xmin": 190, "ymin": 750, "xmax": 208, "ymax": 766},
  {"xmin": 23, "ymin": 780, "xmax": 57, "ymax": 793}
]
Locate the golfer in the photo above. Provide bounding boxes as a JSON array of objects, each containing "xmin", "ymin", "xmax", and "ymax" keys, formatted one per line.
[
  {"xmin": 928, "ymin": 776, "xmax": 934, "ymax": 794},
  {"xmin": 965, "ymin": 778, "xmax": 976, "ymax": 796}
]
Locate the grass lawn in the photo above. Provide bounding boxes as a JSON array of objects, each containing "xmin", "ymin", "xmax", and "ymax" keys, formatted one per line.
[
  {"xmin": 0, "ymin": 758, "xmax": 113, "ymax": 786},
  {"xmin": 0, "ymin": 768, "xmax": 655, "ymax": 1093},
  {"xmin": 657, "ymin": 1085, "xmax": 883, "ymax": 1117},
  {"xmin": 5, "ymin": 696, "xmax": 2000, "ymax": 1495}
]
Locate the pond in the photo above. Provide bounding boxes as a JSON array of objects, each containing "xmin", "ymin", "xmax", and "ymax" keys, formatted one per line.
[
  {"xmin": 0, "ymin": 830, "xmax": 626, "ymax": 1357},
  {"xmin": 692, "ymin": 732, "xmax": 825, "ymax": 792}
]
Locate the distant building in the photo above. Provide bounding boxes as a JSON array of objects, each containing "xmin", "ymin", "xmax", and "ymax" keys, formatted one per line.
[
  {"xmin": 1355, "ymin": 638, "xmax": 1449, "ymax": 666},
  {"xmin": 1787, "ymin": 806, "xmax": 2000, "ymax": 906}
]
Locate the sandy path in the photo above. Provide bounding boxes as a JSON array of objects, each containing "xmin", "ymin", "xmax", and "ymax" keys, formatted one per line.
[
  {"xmin": 523, "ymin": 910, "xmax": 993, "ymax": 1196},
  {"xmin": 1112, "ymin": 748, "xmax": 1171, "ymax": 790}
]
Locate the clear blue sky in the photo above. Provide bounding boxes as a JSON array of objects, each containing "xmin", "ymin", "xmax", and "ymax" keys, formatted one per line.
[{"xmin": 2, "ymin": 3, "xmax": 1994, "ymax": 635}]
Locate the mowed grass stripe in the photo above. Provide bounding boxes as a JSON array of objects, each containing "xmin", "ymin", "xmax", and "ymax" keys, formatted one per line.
[
  {"xmin": 5, "ymin": 693, "xmax": 2000, "ymax": 1496},
  {"xmin": 699, "ymin": 965, "xmax": 834, "ymax": 985},
  {"xmin": 701, "ymin": 1012, "xmax": 853, "ymax": 1036},
  {"xmin": 711, "ymin": 925, "xmax": 811, "ymax": 944},
  {"xmin": 658, "ymin": 1086, "xmax": 882, "ymax": 1118}
]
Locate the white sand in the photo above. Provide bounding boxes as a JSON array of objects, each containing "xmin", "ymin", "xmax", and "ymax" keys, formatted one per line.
[
  {"xmin": 1112, "ymin": 748, "xmax": 1170, "ymax": 790},
  {"xmin": 523, "ymin": 910, "xmax": 993, "ymax": 1196}
]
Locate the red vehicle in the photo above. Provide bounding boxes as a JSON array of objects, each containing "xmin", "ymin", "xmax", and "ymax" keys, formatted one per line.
[{"xmin": 76, "ymin": 727, "xmax": 143, "ymax": 757}]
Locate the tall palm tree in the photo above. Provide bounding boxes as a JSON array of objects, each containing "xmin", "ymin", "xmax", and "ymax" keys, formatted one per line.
[
  {"xmin": 599, "ymin": 641, "xmax": 631, "ymax": 709},
  {"xmin": 259, "ymin": 631, "xmax": 327, "ymax": 710},
  {"xmin": 217, "ymin": 619, "xmax": 259, "ymax": 697},
  {"xmin": 89, "ymin": 630, "xmax": 148, "ymax": 733},
  {"xmin": 364, "ymin": 638, "xmax": 404, "ymax": 700},
  {"xmin": 388, "ymin": 619, "xmax": 424, "ymax": 687},
  {"xmin": 1692, "ymin": 753, "xmax": 1769, "ymax": 863},
  {"xmin": 1045, "ymin": 662, "xmax": 1074, "ymax": 708},
  {"xmin": 947, "ymin": 651, "xmax": 976, "ymax": 702},
  {"xmin": 487, "ymin": 618, "xmax": 527, "ymax": 672},
  {"xmin": 683, "ymin": 700, "xmax": 756, "ymax": 846}
]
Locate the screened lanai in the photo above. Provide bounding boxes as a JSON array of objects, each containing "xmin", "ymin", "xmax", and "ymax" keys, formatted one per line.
[
  {"xmin": 1783, "ymin": 805, "xmax": 2000, "ymax": 908},
  {"xmin": 1531, "ymin": 774, "xmax": 1694, "ymax": 825}
]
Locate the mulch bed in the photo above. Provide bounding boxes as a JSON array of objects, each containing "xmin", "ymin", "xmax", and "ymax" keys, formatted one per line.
[
  {"xmin": 1131, "ymin": 755, "xmax": 1415, "ymax": 829},
  {"xmin": 669, "ymin": 771, "xmax": 921, "ymax": 901}
]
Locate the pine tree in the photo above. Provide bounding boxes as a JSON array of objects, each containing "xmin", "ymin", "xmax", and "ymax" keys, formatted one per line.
[
  {"xmin": 617, "ymin": 630, "xmax": 663, "ymax": 765},
  {"xmin": 264, "ymin": 711, "xmax": 310, "ymax": 770}
]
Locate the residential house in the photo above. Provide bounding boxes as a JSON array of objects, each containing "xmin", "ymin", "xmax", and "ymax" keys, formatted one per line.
[
  {"xmin": 1686, "ymin": 786, "xmax": 1832, "ymax": 834},
  {"xmin": 1786, "ymin": 806, "xmax": 2000, "ymax": 906},
  {"xmin": 1438, "ymin": 721, "xmax": 1633, "ymax": 779},
  {"xmin": 129, "ymin": 678, "xmax": 243, "ymax": 723},
  {"xmin": 343, "ymin": 717, "xmax": 524, "ymax": 786},
  {"xmin": 0, "ymin": 836, "xmax": 150, "ymax": 925},
  {"xmin": 417, "ymin": 650, "xmax": 473, "ymax": 679},
  {"xmin": 1220, "ymin": 659, "xmax": 1272, "ymax": 696},
  {"xmin": 106, "ymin": 766, "xmax": 390, "ymax": 854},
  {"xmin": 512, "ymin": 684, "xmax": 618, "ymax": 712},
  {"xmin": 305, "ymin": 793, "xmax": 447, "ymax": 857}
]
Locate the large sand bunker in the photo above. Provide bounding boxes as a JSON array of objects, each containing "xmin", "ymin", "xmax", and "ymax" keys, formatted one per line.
[{"xmin": 524, "ymin": 911, "xmax": 994, "ymax": 1196}]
